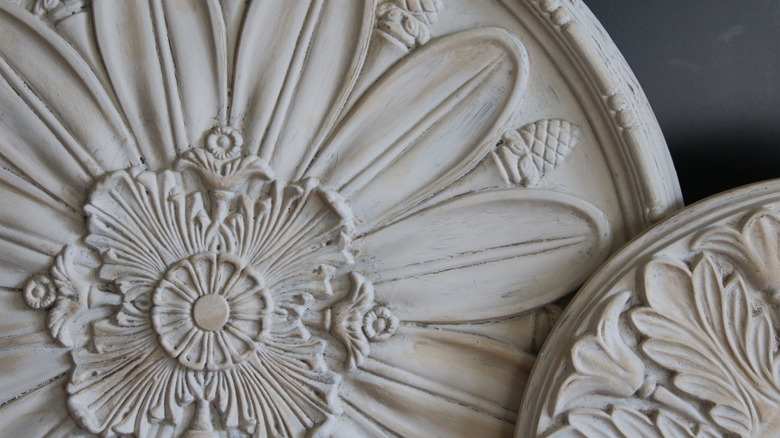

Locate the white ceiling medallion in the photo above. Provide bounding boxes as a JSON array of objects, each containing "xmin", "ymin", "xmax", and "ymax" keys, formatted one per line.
[
  {"xmin": 519, "ymin": 181, "xmax": 780, "ymax": 437},
  {"xmin": 0, "ymin": 0, "xmax": 679, "ymax": 436}
]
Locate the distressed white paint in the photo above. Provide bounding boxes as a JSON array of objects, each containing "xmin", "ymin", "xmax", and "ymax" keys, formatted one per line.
[
  {"xmin": 520, "ymin": 180, "xmax": 780, "ymax": 437},
  {"xmin": 0, "ymin": 0, "xmax": 679, "ymax": 436}
]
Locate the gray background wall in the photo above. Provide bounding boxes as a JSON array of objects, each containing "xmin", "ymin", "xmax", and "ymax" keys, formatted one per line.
[{"xmin": 584, "ymin": 1, "xmax": 780, "ymax": 204}]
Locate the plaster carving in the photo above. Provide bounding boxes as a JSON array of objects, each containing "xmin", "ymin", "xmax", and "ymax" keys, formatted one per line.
[
  {"xmin": 493, "ymin": 119, "xmax": 581, "ymax": 187},
  {"xmin": 376, "ymin": 0, "xmax": 443, "ymax": 50},
  {"xmin": 0, "ymin": 0, "xmax": 682, "ymax": 436},
  {"xmin": 29, "ymin": 0, "xmax": 83, "ymax": 22},
  {"xmin": 520, "ymin": 183, "xmax": 780, "ymax": 437}
]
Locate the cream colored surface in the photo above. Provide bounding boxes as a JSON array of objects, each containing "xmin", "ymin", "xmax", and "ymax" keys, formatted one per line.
[
  {"xmin": 520, "ymin": 181, "xmax": 780, "ymax": 437},
  {"xmin": 0, "ymin": 0, "xmax": 679, "ymax": 436}
]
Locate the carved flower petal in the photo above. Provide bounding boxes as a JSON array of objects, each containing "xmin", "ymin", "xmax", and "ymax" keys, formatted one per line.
[
  {"xmin": 230, "ymin": 0, "xmax": 374, "ymax": 182},
  {"xmin": 0, "ymin": 168, "xmax": 82, "ymax": 287},
  {"xmin": 0, "ymin": 290, "xmax": 69, "ymax": 404},
  {"xmin": 0, "ymin": 374, "xmax": 77, "ymax": 437},
  {"xmin": 211, "ymin": 340, "xmax": 341, "ymax": 435},
  {"xmin": 366, "ymin": 325, "xmax": 535, "ymax": 420},
  {"xmin": 340, "ymin": 357, "xmax": 514, "ymax": 437},
  {"xmin": 226, "ymin": 180, "xmax": 352, "ymax": 287},
  {"xmin": 93, "ymin": 0, "xmax": 228, "ymax": 167},
  {"xmin": 360, "ymin": 189, "xmax": 611, "ymax": 321},
  {"xmin": 306, "ymin": 27, "xmax": 528, "ymax": 233},
  {"xmin": 68, "ymin": 321, "xmax": 188, "ymax": 438},
  {"xmin": 0, "ymin": 2, "xmax": 139, "ymax": 197},
  {"xmin": 85, "ymin": 169, "xmax": 212, "ymax": 291}
]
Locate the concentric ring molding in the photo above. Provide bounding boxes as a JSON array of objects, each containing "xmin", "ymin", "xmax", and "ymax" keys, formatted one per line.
[
  {"xmin": 0, "ymin": 0, "xmax": 678, "ymax": 436},
  {"xmin": 519, "ymin": 180, "xmax": 780, "ymax": 436}
]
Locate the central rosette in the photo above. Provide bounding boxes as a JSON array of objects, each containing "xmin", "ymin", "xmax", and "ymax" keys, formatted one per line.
[
  {"xmin": 64, "ymin": 168, "xmax": 356, "ymax": 436},
  {"xmin": 151, "ymin": 253, "xmax": 271, "ymax": 371}
]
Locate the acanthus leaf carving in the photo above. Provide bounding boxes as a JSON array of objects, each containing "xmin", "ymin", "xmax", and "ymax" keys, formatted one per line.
[
  {"xmin": 330, "ymin": 272, "xmax": 401, "ymax": 371},
  {"xmin": 331, "ymin": 272, "xmax": 376, "ymax": 370},
  {"xmin": 548, "ymin": 407, "xmax": 721, "ymax": 438},
  {"xmin": 694, "ymin": 208, "xmax": 780, "ymax": 295},
  {"xmin": 493, "ymin": 119, "xmax": 581, "ymax": 187},
  {"xmin": 45, "ymin": 248, "xmax": 85, "ymax": 348},
  {"xmin": 552, "ymin": 291, "xmax": 644, "ymax": 416},
  {"xmin": 24, "ymin": 246, "xmax": 88, "ymax": 348},
  {"xmin": 631, "ymin": 257, "xmax": 758, "ymax": 436},
  {"xmin": 632, "ymin": 256, "xmax": 780, "ymax": 436},
  {"xmin": 542, "ymin": 206, "xmax": 780, "ymax": 437}
]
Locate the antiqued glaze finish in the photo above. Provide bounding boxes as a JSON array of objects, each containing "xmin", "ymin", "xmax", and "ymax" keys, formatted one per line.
[
  {"xmin": 0, "ymin": 0, "xmax": 679, "ymax": 436},
  {"xmin": 520, "ymin": 181, "xmax": 780, "ymax": 437}
]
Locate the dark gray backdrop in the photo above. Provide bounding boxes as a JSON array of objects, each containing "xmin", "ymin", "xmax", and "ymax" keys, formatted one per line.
[{"xmin": 585, "ymin": 1, "xmax": 780, "ymax": 204}]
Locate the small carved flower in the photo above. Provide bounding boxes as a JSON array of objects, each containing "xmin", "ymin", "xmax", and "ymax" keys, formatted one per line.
[
  {"xmin": 151, "ymin": 253, "xmax": 271, "ymax": 371},
  {"xmin": 363, "ymin": 306, "xmax": 399, "ymax": 342},
  {"xmin": 22, "ymin": 273, "xmax": 57, "ymax": 309},
  {"xmin": 206, "ymin": 125, "xmax": 243, "ymax": 159}
]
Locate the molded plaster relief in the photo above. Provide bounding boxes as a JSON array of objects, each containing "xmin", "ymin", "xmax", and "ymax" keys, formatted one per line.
[
  {"xmin": 520, "ymin": 181, "xmax": 780, "ymax": 437},
  {"xmin": 0, "ymin": 0, "xmax": 679, "ymax": 436}
]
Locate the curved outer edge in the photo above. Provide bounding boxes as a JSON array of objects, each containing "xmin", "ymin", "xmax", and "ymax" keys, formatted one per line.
[
  {"xmin": 509, "ymin": 0, "xmax": 683, "ymax": 234},
  {"xmin": 516, "ymin": 178, "xmax": 780, "ymax": 436}
]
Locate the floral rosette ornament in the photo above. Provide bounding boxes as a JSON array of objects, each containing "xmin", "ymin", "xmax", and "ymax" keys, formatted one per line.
[{"xmin": 0, "ymin": 1, "xmax": 611, "ymax": 437}]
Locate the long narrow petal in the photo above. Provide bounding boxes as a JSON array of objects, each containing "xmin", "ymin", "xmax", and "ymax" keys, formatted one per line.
[
  {"xmin": 93, "ymin": 0, "xmax": 227, "ymax": 167},
  {"xmin": 0, "ymin": 375, "xmax": 76, "ymax": 438},
  {"xmin": 68, "ymin": 322, "xmax": 187, "ymax": 437},
  {"xmin": 0, "ymin": 289, "xmax": 69, "ymax": 403},
  {"xmin": 226, "ymin": 181, "xmax": 351, "ymax": 286},
  {"xmin": 213, "ymin": 342, "xmax": 340, "ymax": 435},
  {"xmin": 342, "ymin": 357, "xmax": 514, "ymax": 437},
  {"xmin": 84, "ymin": 170, "xmax": 212, "ymax": 292},
  {"xmin": 0, "ymin": 167, "xmax": 82, "ymax": 287},
  {"xmin": 367, "ymin": 325, "xmax": 535, "ymax": 420},
  {"xmin": 306, "ymin": 27, "xmax": 528, "ymax": 233},
  {"xmin": 361, "ymin": 189, "xmax": 611, "ymax": 321},
  {"xmin": 0, "ymin": 2, "xmax": 139, "ymax": 188},
  {"xmin": 230, "ymin": 0, "xmax": 374, "ymax": 183}
]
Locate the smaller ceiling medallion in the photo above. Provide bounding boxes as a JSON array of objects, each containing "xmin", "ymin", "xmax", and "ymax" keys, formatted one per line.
[{"xmin": 520, "ymin": 180, "xmax": 780, "ymax": 437}]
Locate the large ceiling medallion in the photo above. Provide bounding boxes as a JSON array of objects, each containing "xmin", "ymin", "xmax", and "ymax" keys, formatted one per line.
[{"xmin": 0, "ymin": 0, "xmax": 679, "ymax": 436}]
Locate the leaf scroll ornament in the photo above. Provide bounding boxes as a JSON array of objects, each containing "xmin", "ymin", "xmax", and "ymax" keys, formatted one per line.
[
  {"xmin": 23, "ymin": 246, "xmax": 88, "ymax": 348},
  {"xmin": 548, "ymin": 407, "xmax": 721, "ymax": 438},
  {"xmin": 29, "ymin": 0, "xmax": 84, "ymax": 21},
  {"xmin": 552, "ymin": 291, "xmax": 645, "ymax": 416},
  {"xmin": 695, "ymin": 209, "xmax": 780, "ymax": 298},
  {"xmin": 631, "ymin": 256, "xmax": 780, "ymax": 437},
  {"xmin": 543, "ymin": 208, "xmax": 780, "ymax": 438},
  {"xmin": 331, "ymin": 272, "xmax": 377, "ymax": 370}
]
